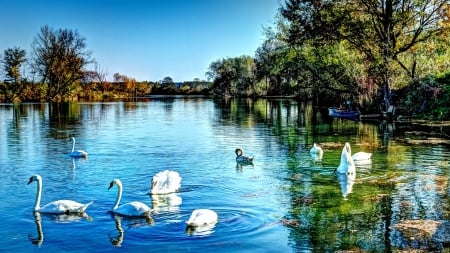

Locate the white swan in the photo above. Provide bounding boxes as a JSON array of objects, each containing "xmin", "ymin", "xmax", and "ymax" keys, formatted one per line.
[
  {"xmin": 335, "ymin": 143, "xmax": 356, "ymax": 175},
  {"xmin": 235, "ymin": 148, "xmax": 254, "ymax": 164},
  {"xmin": 108, "ymin": 179, "xmax": 153, "ymax": 221},
  {"xmin": 186, "ymin": 209, "xmax": 218, "ymax": 227},
  {"xmin": 352, "ymin": 151, "xmax": 372, "ymax": 165},
  {"xmin": 150, "ymin": 170, "xmax": 181, "ymax": 194},
  {"xmin": 70, "ymin": 137, "xmax": 88, "ymax": 158},
  {"xmin": 27, "ymin": 174, "xmax": 93, "ymax": 214},
  {"xmin": 310, "ymin": 143, "xmax": 323, "ymax": 160}
]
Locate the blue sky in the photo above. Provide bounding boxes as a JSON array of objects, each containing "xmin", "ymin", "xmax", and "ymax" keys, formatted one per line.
[{"xmin": 1, "ymin": 0, "xmax": 280, "ymax": 82}]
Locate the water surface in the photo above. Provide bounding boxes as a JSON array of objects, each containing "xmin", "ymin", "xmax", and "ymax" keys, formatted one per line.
[{"xmin": 0, "ymin": 98, "xmax": 448, "ymax": 252}]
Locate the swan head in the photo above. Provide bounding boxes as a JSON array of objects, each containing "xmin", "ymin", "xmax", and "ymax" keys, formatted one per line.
[
  {"xmin": 235, "ymin": 148, "xmax": 243, "ymax": 157},
  {"xmin": 27, "ymin": 175, "xmax": 41, "ymax": 185},
  {"xmin": 108, "ymin": 179, "xmax": 121, "ymax": 190}
]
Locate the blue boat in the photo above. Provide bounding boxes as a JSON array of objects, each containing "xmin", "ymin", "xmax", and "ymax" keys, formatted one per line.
[{"xmin": 328, "ymin": 107, "xmax": 360, "ymax": 120}]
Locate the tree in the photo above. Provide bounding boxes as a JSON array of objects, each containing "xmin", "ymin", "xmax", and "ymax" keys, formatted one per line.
[
  {"xmin": 343, "ymin": 0, "xmax": 449, "ymax": 109},
  {"xmin": 1, "ymin": 47, "xmax": 27, "ymax": 102},
  {"xmin": 279, "ymin": 0, "xmax": 450, "ymax": 109},
  {"xmin": 113, "ymin": 72, "xmax": 137, "ymax": 94},
  {"xmin": 279, "ymin": 0, "xmax": 362, "ymax": 102},
  {"xmin": 162, "ymin": 76, "xmax": 174, "ymax": 84},
  {"xmin": 90, "ymin": 63, "xmax": 109, "ymax": 93},
  {"xmin": 31, "ymin": 25, "xmax": 92, "ymax": 102},
  {"xmin": 255, "ymin": 26, "xmax": 287, "ymax": 96},
  {"xmin": 207, "ymin": 56, "xmax": 257, "ymax": 97}
]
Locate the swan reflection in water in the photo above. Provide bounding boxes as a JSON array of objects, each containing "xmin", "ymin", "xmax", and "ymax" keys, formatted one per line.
[
  {"xmin": 108, "ymin": 214, "xmax": 155, "ymax": 247},
  {"xmin": 29, "ymin": 211, "xmax": 92, "ymax": 247},
  {"xmin": 236, "ymin": 161, "xmax": 255, "ymax": 171},
  {"xmin": 151, "ymin": 193, "xmax": 182, "ymax": 212},
  {"xmin": 51, "ymin": 212, "xmax": 92, "ymax": 223},
  {"xmin": 109, "ymin": 215, "xmax": 125, "ymax": 247},
  {"xmin": 29, "ymin": 212, "xmax": 44, "ymax": 246},
  {"xmin": 337, "ymin": 172, "xmax": 356, "ymax": 200},
  {"xmin": 185, "ymin": 222, "xmax": 217, "ymax": 236}
]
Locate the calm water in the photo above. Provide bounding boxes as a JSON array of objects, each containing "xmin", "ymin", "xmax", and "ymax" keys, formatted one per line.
[{"xmin": 0, "ymin": 98, "xmax": 448, "ymax": 252}]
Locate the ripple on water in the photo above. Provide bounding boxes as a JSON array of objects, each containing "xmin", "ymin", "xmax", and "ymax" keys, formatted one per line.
[{"xmin": 123, "ymin": 206, "xmax": 285, "ymax": 247}]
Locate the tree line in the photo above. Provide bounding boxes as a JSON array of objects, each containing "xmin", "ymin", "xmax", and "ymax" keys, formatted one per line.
[
  {"xmin": 1, "ymin": 1, "xmax": 450, "ymax": 120},
  {"xmin": 207, "ymin": 0, "xmax": 450, "ymax": 120},
  {"xmin": 0, "ymin": 25, "xmax": 211, "ymax": 103}
]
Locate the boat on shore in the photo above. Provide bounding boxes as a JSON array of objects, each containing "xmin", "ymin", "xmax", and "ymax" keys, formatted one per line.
[{"xmin": 328, "ymin": 107, "xmax": 360, "ymax": 120}]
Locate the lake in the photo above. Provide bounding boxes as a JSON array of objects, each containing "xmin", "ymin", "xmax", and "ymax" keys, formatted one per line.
[{"xmin": 0, "ymin": 97, "xmax": 448, "ymax": 252}]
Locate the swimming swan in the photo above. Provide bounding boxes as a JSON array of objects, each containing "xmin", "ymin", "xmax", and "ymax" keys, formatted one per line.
[
  {"xmin": 27, "ymin": 174, "xmax": 93, "ymax": 214},
  {"xmin": 70, "ymin": 137, "xmax": 88, "ymax": 158},
  {"xmin": 310, "ymin": 143, "xmax": 323, "ymax": 160},
  {"xmin": 151, "ymin": 170, "xmax": 181, "ymax": 195},
  {"xmin": 335, "ymin": 143, "xmax": 356, "ymax": 175},
  {"xmin": 352, "ymin": 151, "xmax": 372, "ymax": 165},
  {"xmin": 235, "ymin": 148, "xmax": 254, "ymax": 164},
  {"xmin": 108, "ymin": 179, "xmax": 153, "ymax": 221},
  {"xmin": 186, "ymin": 209, "xmax": 218, "ymax": 227}
]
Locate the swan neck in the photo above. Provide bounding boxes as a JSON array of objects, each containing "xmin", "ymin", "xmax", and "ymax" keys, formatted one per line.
[
  {"xmin": 34, "ymin": 177, "xmax": 42, "ymax": 211},
  {"xmin": 113, "ymin": 182, "xmax": 122, "ymax": 210}
]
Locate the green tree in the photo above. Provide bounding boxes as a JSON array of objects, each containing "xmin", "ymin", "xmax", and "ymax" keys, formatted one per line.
[
  {"xmin": 31, "ymin": 25, "xmax": 92, "ymax": 102},
  {"xmin": 278, "ymin": 0, "xmax": 449, "ymax": 109},
  {"xmin": 255, "ymin": 25, "xmax": 288, "ymax": 96},
  {"xmin": 278, "ymin": 0, "xmax": 364, "ymax": 102},
  {"xmin": 1, "ymin": 47, "xmax": 27, "ymax": 102},
  {"xmin": 344, "ymin": 0, "xmax": 448, "ymax": 109},
  {"xmin": 207, "ymin": 55, "xmax": 256, "ymax": 97}
]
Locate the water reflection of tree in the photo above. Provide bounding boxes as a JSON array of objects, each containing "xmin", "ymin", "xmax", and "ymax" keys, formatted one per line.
[
  {"xmin": 48, "ymin": 102, "xmax": 82, "ymax": 130},
  {"xmin": 286, "ymin": 177, "xmax": 395, "ymax": 251},
  {"xmin": 213, "ymin": 97, "xmax": 310, "ymax": 153},
  {"xmin": 214, "ymin": 97, "xmax": 448, "ymax": 250},
  {"xmin": 9, "ymin": 103, "xmax": 46, "ymax": 140}
]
